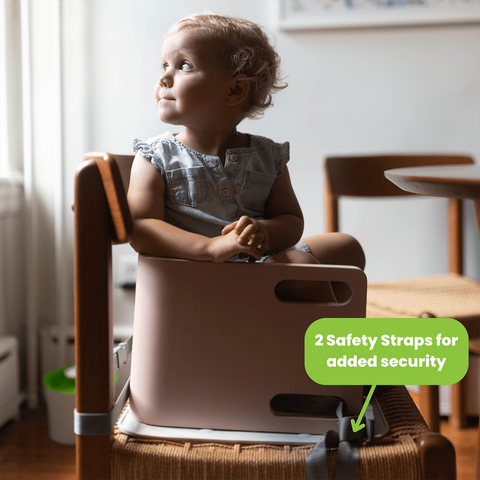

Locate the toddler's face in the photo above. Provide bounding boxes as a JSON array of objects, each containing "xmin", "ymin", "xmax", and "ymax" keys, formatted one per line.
[{"xmin": 155, "ymin": 29, "xmax": 234, "ymax": 129}]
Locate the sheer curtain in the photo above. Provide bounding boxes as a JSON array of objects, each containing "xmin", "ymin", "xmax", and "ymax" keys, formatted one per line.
[
  {"xmin": 0, "ymin": 0, "xmax": 28, "ymax": 406},
  {"xmin": 0, "ymin": 0, "xmax": 72, "ymax": 409}
]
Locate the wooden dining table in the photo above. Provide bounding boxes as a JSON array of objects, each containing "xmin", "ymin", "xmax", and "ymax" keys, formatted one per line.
[
  {"xmin": 385, "ymin": 164, "xmax": 480, "ymax": 241},
  {"xmin": 385, "ymin": 162, "xmax": 480, "ymax": 480}
]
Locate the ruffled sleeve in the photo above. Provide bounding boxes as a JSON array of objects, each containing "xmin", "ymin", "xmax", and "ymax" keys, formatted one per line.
[
  {"xmin": 274, "ymin": 141, "xmax": 290, "ymax": 177},
  {"xmin": 250, "ymin": 135, "xmax": 290, "ymax": 177},
  {"xmin": 132, "ymin": 136, "xmax": 166, "ymax": 177},
  {"xmin": 132, "ymin": 138, "xmax": 155, "ymax": 159}
]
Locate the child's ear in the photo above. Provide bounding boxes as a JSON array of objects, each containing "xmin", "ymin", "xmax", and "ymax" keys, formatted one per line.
[{"xmin": 225, "ymin": 74, "xmax": 250, "ymax": 107}]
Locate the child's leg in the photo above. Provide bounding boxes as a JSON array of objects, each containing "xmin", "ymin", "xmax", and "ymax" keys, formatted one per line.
[
  {"xmin": 265, "ymin": 233, "xmax": 365, "ymax": 302},
  {"xmin": 306, "ymin": 232, "xmax": 365, "ymax": 302},
  {"xmin": 303, "ymin": 233, "xmax": 365, "ymax": 270}
]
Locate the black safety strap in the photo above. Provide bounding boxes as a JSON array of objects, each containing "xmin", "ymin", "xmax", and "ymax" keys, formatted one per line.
[{"xmin": 306, "ymin": 402, "xmax": 367, "ymax": 480}]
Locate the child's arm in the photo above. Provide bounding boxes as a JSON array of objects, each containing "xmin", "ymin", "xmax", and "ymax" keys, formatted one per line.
[
  {"xmin": 222, "ymin": 166, "xmax": 304, "ymax": 253},
  {"xmin": 128, "ymin": 155, "xmax": 263, "ymax": 262}
]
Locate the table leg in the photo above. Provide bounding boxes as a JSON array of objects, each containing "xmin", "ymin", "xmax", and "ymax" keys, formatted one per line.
[
  {"xmin": 474, "ymin": 200, "xmax": 480, "ymax": 245},
  {"xmin": 419, "ymin": 385, "xmax": 440, "ymax": 433}
]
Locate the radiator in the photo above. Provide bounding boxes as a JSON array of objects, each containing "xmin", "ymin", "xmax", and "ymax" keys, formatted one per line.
[{"xmin": 0, "ymin": 336, "xmax": 21, "ymax": 428}]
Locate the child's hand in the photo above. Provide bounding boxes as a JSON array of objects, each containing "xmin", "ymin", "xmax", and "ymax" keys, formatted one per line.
[
  {"xmin": 208, "ymin": 228, "xmax": 263, "ymax": 263},
  {"xmin": 222, "ymin": 216, "xmax": 269, "ymax": 255}
]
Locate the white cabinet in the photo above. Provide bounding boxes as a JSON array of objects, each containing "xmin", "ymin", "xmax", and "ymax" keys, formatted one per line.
[{"xmin": 0, "ymin": 336, "xmax": 21, "ymax": 428}]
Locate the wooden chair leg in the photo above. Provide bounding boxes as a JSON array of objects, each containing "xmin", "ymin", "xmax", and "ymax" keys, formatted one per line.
[
  {"xmin": 451, "ymin": 380, "xmax": 468, "ymax": 428},
  {"xmin": 475, "ymin": 422, "xmax": 480, "ymax": 480},
  {"xmin": 76, "ymin": 434, "xmax": 112, "ymax": 480},
  {"xmin": 470, "ymin": 341, "xmax": 480, "ymax": 480},
  {"xmin": 419, "ymin": 385, "xmax": 440, "ymax": 433},
  {"xmin": 417, "ymin": 432, "xmax": 456, "ymax": 480}
]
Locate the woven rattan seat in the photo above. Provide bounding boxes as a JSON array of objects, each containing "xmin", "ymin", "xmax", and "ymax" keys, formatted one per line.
[
  {"xmin": 367, "ymin": 274, "xmax": 480, "ymax": 333},
  {"xmin": 111, "ymin": 386, "xmax": 434, "ymax": 480}
]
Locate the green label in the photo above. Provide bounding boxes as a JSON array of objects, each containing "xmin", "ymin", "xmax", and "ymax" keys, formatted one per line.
[{"xmin": 305, "ymin": 318, "xmax": 468, "ymax": 385}]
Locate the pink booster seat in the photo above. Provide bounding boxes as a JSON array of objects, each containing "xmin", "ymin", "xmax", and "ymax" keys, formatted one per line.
[{"xmin": 126, "ymin": 255, "xmax": 368, "ymax": 438}]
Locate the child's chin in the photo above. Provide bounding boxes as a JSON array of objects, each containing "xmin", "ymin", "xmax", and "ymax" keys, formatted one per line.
[{"xmin": 158, "ymin": 113, "xmax": 182, "ymax": 126}]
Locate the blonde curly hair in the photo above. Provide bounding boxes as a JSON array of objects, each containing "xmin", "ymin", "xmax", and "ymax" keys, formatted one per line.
[{"xmin": 164, "ymin": 13, "xmax": 287, "ymax": 120}]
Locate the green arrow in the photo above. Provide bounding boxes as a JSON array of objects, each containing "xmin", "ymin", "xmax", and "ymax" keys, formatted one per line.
[{"xmin": 351, "ymin": 385, "xmax": 377, "ymax": 433}]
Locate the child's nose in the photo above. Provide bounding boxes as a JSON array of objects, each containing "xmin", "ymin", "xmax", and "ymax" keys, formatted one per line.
[{"xmin": 159, "ymin": 72, "xmax": 173, "ymax": 88}]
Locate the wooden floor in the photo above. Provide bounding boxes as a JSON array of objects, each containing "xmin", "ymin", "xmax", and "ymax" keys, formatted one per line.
[
  {"xmin": 0, "ymin": 406, "xmax": 478, "ymax": 480},
  {"xmin": 0, "ymin": 407, "xmax": 76, "ymax": 480}
]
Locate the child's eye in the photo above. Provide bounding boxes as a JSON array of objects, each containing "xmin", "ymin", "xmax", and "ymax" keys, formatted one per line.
[
  {"xmin": 162, "ymin": 63, "xmax": 169, "ymax": 72},
  {"xmin": 181, "ymin": 62, "xmax": 192, "ymax": 71}
]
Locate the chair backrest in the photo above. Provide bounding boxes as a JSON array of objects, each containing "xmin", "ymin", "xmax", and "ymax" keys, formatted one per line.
[
  {"xmin": 82, "ymin": 152, "xmax": 134, "ymax": 244},
  {"xmin": 323, "ymin": 154, "xmax": 475, "ymax": 275},
  {"xmin": 74, "ymin": 152, "xmax": 135, "ymax": 479}
]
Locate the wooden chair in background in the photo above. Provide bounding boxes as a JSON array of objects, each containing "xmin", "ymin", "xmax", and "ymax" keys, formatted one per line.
[
  {"xmin": 324, "ymin": 154, "xmax": 480, "ymax": 432},
  {"xmin": 74, "ymin": 152, "xmax": 456, "ymax": 480}
]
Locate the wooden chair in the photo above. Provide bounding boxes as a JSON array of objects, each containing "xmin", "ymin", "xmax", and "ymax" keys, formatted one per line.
[
  {"xmin": 469, "ymin": 340, "xmax": 480, "ymax": 480},
  {"xmin": 75, "ymin": 152, "xmax": 456, "ymax": 480},
  {"xmin": 323, "ymin": 154, "xmax": 480, "ymax": 432}
]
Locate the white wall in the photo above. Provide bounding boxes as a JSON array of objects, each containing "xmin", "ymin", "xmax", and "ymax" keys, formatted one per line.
[{"xmin": 62, "ymin": 0, "xmax": 480, "ymax": 325}]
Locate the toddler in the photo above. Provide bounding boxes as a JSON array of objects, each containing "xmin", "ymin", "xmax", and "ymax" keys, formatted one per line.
[{"xmin": 128, "ymin": 13, "xmax": 364, "ymax": 301}]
